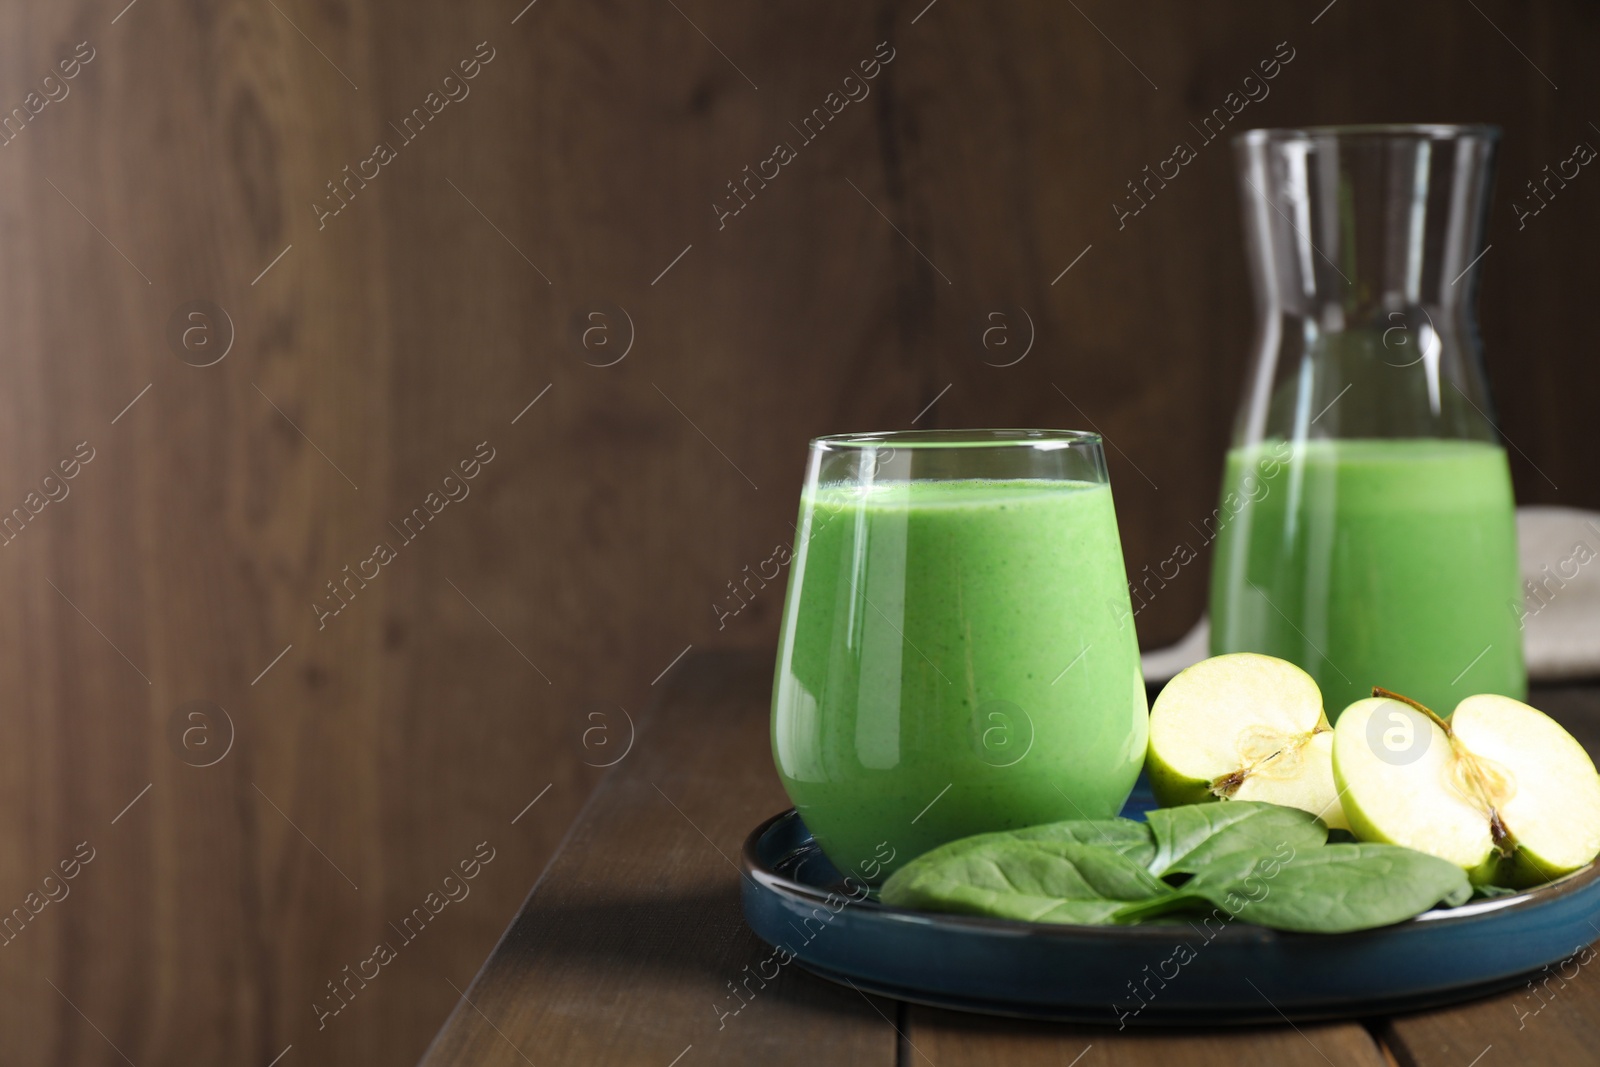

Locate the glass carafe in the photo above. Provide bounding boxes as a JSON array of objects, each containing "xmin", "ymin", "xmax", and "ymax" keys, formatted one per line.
[{"xmin": 1209, "ymin": 124, "xmax": 1526, "ymax": 716}]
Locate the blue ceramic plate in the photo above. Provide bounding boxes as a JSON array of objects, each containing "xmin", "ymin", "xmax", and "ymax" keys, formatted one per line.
[{"xmin": 740, "ymin": 788, "xmax": 1600, "ymax": 1025}]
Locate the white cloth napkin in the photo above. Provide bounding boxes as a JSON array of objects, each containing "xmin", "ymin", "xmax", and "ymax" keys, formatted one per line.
[{"xmin": 1140, "ymin": 506, "xmax": 1600, "ymax": 685}]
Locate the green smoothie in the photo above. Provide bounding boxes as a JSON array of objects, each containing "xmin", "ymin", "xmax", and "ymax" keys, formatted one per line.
[
  {"xmin": 1210, "ymin": 438, "xmax": 1524, "ymax": 716},
  {"xmin": 772, "ymin": 478, "xmax": 1147, "ymax": 881}
]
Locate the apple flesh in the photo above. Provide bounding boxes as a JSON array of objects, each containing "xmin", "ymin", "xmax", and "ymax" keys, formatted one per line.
[
  {"xmin": 1333, "ymin": 690, "xmax": 1600, "ymax": 887},
  {"xmin": 1147, "ymin": 653, "xmax": 1348, "ymax": 829}
]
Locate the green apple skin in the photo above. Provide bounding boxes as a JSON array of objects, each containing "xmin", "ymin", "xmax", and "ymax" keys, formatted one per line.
[
  {"xmin": 1450, "ymin": 694, "xmax": 1600, "ymax": 887},
  {"xmin": 1334, "ymin": 694, "xmax": 1600, "ymax": 887},
  {"xmin": 1329, "ymin": 700, "xmax": 1409, "ymax": 853},
  {"xmin": 1146, "ymin": 717, "xmax": 1339, "ymax": 811},
  {"xmin": 1332, "ymin": 697, "xmax": 1499, "ymax": 882},
  {"xmin": 1144, "ymin": 746, "xmax": 1215, "ymax": 809},
  {"xmin": 1496, "ymin": 853, "xmax": 1550, "ymax": 890},
  {"xmin": 1146, "ymin": 653, "xmax": 1344, "ymax": 826},
  {"xmin": 1333, "ymin": 761, "xmax": 1502, "ymax": 885}
]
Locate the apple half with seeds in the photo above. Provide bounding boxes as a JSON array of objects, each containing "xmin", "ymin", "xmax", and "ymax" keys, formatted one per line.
[
  {"xmin": 1146, "ymin": 653, "xmax": 1348, "ymax": 829},
  {"xmin": 1333, "ymin": 689, "xmax": 1600, "ymax": 887}
]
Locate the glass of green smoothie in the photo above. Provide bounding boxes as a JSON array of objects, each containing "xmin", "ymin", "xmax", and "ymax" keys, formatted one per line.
[
  {"xmin": 771, "ymin": 429, "xmax": 1148, "ymax": 882},
  {"xmin": 1211, "ymin": 125, "xmax": 1525, "ymax": 715}
]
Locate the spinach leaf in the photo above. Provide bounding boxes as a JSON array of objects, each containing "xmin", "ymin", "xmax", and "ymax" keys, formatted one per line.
[
  {"xmin": 1011, "ymin": 818, "xmax": 1155, "ymax": 866},
  {"xmin": 1115, "ymin": 843, "xmax": 1472, "ymax": 932},
  {"xmin": 880, "ymin": 839, "xmax": 1170, "ymax": 924},
  {"xmin": 886, "ymin": 818, "xmax": 1153, "ymax": 881},
  {"xmin": 878, "ymin": 802, "xmax": 1473, "ymax": 934},
  {"xmin": 1144, "ymin": 801, "xmax": 1327, "ymax": 877}
]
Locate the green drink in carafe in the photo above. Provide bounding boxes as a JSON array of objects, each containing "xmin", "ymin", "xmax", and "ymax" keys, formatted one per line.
[{"xmin": 1211, "ymin": 125, "xmax": 1526, "ymax": 715}]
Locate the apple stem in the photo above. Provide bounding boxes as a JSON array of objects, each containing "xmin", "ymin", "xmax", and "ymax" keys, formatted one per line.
[{"xmin": 1371, "ymin": 687, "xmax": 1453, "ymax": 735}]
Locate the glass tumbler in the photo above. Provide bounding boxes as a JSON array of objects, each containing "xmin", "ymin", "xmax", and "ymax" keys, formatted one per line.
[{"xmin": 771, "ymin": 430, "xmax": 1148, "ymax": 882}]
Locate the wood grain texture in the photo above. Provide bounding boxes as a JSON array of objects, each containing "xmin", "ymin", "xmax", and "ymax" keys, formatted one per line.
[
  {"xmin": 1380, "ymin": 975, "xmax": 1600, "ymax": 1067},
  {"xmin": 419, "ymin": 666, "xmax": 1600, "ymax": 1067},
  {"xmin": 0, "ymin": 1, "xmax": 1592, "ymax": 1065},
  {"xmin": 1376, "ymin": 972, "xmax": 1600, "ymax": 1067},
  {"xmin": 420, "ymin": 649, "xmax": 1454, "ymax": 1067},
  {"xmin": 907, "ymin": 1007, "xmax": 1390, "ymax": 1067},
  {"xmin": 417, "ymin": 650, "xmax": 896, "ymax": 1067}
]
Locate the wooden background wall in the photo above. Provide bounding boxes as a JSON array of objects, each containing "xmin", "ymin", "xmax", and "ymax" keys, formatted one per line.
[{"xmin": 0, "ymin": 1, "xmax": 1594, "ymax": 1063}]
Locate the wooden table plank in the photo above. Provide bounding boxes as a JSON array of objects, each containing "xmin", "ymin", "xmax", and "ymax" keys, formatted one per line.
[
  {"xmin": 1378, "ymin": 982, "xmax": 1600, "ymax": 1067},
  {"xmin": 422, "ymin": 657, "xmax": 1600, "ymax": 1067},
  {"xmin": 907, "ymin": 1007, "xmax": 1390, "ymax": 1067},
  {"xmin": 417, "ymin": 650, "xmax": 896, "ymax": 1067},
  {"xmin": 1373, "ymin": 683, "xmax": 1600, "ymax": 1067}
]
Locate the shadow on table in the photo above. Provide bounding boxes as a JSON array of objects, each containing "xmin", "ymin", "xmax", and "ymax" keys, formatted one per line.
[
  {"xmin": 474, "ymin": 880, "xmax": 898, "ymax": 1029},
  {"xmin": 482, "ymin": 882, "xmax": 786, "ymax": 986}
]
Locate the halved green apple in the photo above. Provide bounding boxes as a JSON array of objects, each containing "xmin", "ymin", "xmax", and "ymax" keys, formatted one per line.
[
  {"xmin": 1146, "ymin": 653, "xmax": 1348, "ymax": 829},
  {"xmin": 1333, "ymin": 689, "xmax": 1600, "ymax": 887}
]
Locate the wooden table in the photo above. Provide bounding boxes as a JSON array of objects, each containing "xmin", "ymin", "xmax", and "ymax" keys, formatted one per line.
[{"xmin": 420, "ymin": 650, "xmax": 1600, "ymax": 1066}]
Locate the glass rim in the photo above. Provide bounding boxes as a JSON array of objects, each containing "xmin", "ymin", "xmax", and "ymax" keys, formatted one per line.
[
  {"xmin": 810, "ymin": 428, "xmax": 1102, "ymax": 451},
  {"xmin": 1235, "ymin": 123, "xmax": 1501, "ymax": 146}
]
